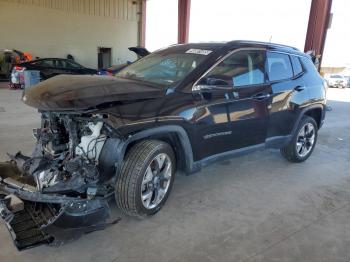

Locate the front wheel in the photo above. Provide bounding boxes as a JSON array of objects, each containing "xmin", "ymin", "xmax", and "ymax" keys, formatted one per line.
[
  {"xmin": 115, "ymin": 140, "xmax": 176, "ymax": 217},
  {"xmin": 281, "ymin": 116, "xmax": 318, "ymax": 163}
]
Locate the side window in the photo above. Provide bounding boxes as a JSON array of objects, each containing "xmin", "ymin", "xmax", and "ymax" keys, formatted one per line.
[
  {"xmin": 300, "ymin": 57, "xmax": 318, "ymax": 73},
  {"xmin": 204, "ymin": 49, "xmax": 266, "ymax": 87},
  {"xmin": 63, "ymin": 60, "xmax": 82, "ymax": 69},
  {"xmin": 39, "ymin": 60, "xmax": 54, "ymax": 67},
  {"xmin": 290, "ymin": 55, "xmax": 303, "ymax": 76},
  {"xmin": 267, "ymin": 52, "xmax": 293, "ymax": 81},
  {"xmin": 55, "ymin": 59, "xmax": 65, "ymax": 68}
]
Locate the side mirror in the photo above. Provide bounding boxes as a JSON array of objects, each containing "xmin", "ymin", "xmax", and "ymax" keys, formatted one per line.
[{"xmin": 193, "ymin": 77, "xmax": 233, "ymax": 92}]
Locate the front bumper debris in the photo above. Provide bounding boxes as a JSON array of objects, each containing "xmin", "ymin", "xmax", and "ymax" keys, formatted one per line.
[{"xmin": 0, "ymin": 162, "xmax": 118, "ymax": 250}]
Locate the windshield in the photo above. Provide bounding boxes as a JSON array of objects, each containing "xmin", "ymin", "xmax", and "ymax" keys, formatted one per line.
[{"xmin": 116, "ymin": 50, "xmax": 209, "ymax": 87}]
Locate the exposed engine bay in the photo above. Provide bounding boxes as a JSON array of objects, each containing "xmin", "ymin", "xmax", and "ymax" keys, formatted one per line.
[{"xmin": 0, "ymin": 112, "xmax": 122, "ymax": 250}]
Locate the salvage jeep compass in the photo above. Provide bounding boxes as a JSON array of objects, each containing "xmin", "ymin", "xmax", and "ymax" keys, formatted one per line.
[{"xmin": 0, "ymin": 41, "xmax": 326, "ymax": 249}]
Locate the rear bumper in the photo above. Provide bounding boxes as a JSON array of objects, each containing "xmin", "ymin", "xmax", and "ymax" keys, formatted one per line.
[{"xmin": 0, "ymin": 162, "xmax": 112, "ymax": 250}]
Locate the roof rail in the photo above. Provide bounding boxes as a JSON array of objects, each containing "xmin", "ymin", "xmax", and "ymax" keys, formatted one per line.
[{"xmin": 227, "ymin": 40, "xmax": 300, "ymax": 51}]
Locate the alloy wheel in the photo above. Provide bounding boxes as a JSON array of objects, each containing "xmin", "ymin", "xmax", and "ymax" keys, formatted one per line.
[
  {"xmin": 141, "ymin": 153, "xmax": 172, "ymax": 209},
  {"xmin": 296, "ymin": 122, "xmax": 315, "ymax": 157}
]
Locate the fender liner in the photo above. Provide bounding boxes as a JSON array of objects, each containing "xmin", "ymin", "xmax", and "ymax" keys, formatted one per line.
[
  {"xmin": 115, "ymin": 125, "xmax": 195, "ymax": 174},
  {"xmin": 291, "ymin": 104, "xmax": 325, "ymax": 136}
]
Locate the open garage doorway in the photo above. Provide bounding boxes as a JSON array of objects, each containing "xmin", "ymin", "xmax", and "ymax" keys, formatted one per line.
[
  {"xmin": 322, "ymin": 0, "xmax": 350, "ymax": 79},
  {"xmin": 98, "ymin": 47, "xmax": 112, "ymax": 69},
  {"xmin": 145, "ymin": 0, "xmax": 312, "ymax": 52},
  {"xmin": 145, "ymin": 0, "xmax": 178, "ymax": 51},
  {"xmin": 189, "ymin": 0, "xmax": 312, "ymax": 50}
]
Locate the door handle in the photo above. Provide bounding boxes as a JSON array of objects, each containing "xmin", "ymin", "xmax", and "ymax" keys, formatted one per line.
[
  {"xmin": 294, "ymin": 85, "xmax": 305, "ymax": 92},
  {"xmin": 252, "ymin": 93, "xmax": 270, "ymax": 100}
]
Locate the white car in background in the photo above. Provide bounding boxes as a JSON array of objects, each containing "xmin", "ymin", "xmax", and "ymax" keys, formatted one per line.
[
  {"xmin": 344, "ymin": 76, "xmax": 350, "ymax": 87},
  {"xmin": 326, "ymin": 74, "xmax": 348, "ymax": 88}
]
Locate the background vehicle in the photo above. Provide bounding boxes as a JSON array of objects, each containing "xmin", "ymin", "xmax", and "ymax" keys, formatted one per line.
[
  {"xmin": 10, "ymin": 58, "xmax": 97, "ymax": 86},
  {"xmin": 0, "ymin": 41, "xmax": 326, "ymax": 250},
  {"xmin": 0, "ymin": 49, "xmax": 33, "ymax": 80},
  {"xmin": 98, "ymin": 47, "xmax": 150, "ymax": 76},
  {"xmin": 326, "ymin": 74, "xmax": 348, "ymax": 88},
  {"xmin": 344, "ymin": 75, "xmax": 350, "ymax": 87}
]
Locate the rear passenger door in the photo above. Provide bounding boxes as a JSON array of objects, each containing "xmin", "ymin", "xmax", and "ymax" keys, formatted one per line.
[{"xmin": 266, "ymin": 51, "xmax": 308, "ymax": 141}]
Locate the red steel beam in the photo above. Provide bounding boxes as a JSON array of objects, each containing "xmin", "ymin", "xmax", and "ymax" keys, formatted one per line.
[
  {"xmin": 178, "ymin": 0, "xmax": 191, "ymax": 44},
  {"xmin": 304, "ymin": 0, "xmax": 333, "ymax": 67}
]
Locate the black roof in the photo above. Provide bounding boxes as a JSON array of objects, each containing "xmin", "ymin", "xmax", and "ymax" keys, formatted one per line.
[
  {"xmin": 30, "ymin": 58, "xmax": 73, "ymax": 62},
  {"xmin": 20, "ymin": 57, "xmax": 83, "ymax": 66}
]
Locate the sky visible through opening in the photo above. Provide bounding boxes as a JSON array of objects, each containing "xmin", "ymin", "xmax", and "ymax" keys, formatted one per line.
[
  {"xmin": 322, "ymin": 0, "xmax": 349, "ymax": 67},
  {"xmin": 146, "ymin": 0, "xmax": 348, "ymax": 68}
]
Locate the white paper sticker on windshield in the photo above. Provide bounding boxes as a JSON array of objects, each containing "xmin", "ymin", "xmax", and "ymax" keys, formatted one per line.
[{"xmin": 186, "ymin": 49, "xmax": 212, "ymax": 55}]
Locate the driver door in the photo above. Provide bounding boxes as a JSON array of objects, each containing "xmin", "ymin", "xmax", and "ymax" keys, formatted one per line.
[{"xmin": 193, "ymin": 49, "xmax": 272, "ymax": 161}]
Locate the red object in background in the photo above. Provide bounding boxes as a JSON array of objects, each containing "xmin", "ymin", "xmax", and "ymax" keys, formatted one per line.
[
  {"xmin": 12, "ymin": 50, "xmax": 34, "ymax": 65},
  {"xmin": 23, "ymin": 52, "xmax": 33, "ymax": 61},
  {"xmin": 304, "ymin": 0, "xmax": 333, "ymax": 69},
  {"xmin": 178, "ymin": 0, "xmax": 191, "ymax": 44}
]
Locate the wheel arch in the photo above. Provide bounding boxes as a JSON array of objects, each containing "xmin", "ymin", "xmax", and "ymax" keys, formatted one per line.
[
  {"xmin": 304, "ymin": 106, "xmax": 323, "ymax": 128},
  {"xmin": 291, "ymin": 104, "xmax": 325, "ymax": 137},
  {"xmin": 118, "ymin": 125, "xmax": 195, "ymax": 174}
]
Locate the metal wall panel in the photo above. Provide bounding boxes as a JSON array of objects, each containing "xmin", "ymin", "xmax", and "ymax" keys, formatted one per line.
[{"xmin": 0, "ymin": 0, "xmax": 139, "ymax": 20}]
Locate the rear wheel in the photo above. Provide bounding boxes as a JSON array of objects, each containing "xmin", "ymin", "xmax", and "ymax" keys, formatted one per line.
[
  {"xmin": 115, "ymin": 140, "xmax": 176, "ymax": 217},
  {"xmin": 281, "ymin": 116, "xmax": 318, "ymax": 163}
]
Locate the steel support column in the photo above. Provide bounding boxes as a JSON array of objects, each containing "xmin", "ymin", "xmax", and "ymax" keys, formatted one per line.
[
  {"xmin": 304, "ymin": 0, "xmax": 333, "ymax": 68},
  {"xmin": 178, "ymin": 0, "xmax": 191, "ymax": 44},
  {"xmin": 139, "ymin": 0, "xmax": 147, "ymax": 47}
]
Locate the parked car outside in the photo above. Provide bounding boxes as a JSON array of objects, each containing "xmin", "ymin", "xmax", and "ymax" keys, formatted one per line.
[
  {"xmin": 0, "ymin": 41, "xmax": 326, "ymax": 250},
  {"xmin": 98, "ymin": 47, "xmax": 150, "ymax": 76},
  {"xmin": 344, "ymin": 75, "xmax": 350, "ymax": 87},
  {"xmin": 10, "ymin": 58, "xmax": 97, "ymax": 88},
  {"xmin": 326, "ymin": 74, "xmax": 348, "ymax": 88}
]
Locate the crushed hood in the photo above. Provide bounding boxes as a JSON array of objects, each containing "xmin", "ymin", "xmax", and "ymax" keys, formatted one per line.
[{"xmin": 23, "ymin": 75, "xmax": 165, "ymax": 111}]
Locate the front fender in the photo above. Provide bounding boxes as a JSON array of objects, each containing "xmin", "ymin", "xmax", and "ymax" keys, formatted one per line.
[{"xmin": 115, "ymin": 125, "xmax": 195, "ymax": 174}]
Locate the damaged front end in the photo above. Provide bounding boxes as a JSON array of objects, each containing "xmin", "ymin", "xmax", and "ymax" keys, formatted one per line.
[{"xmin": 0, "ymin": 112, "xmax": 122, "ymax": 250}]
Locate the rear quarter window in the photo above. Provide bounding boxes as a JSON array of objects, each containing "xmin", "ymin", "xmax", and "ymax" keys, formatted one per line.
[
  {"xmin": 300, "ymin": 57, "xmax": 318, "ymax": 74},
  {"xmin": 290, "ymin": 55, "xmax": 303, "ymax": 76}
]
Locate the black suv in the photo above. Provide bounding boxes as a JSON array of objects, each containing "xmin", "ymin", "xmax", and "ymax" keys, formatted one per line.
[{"xmin": 0, "ymin": 41, "xmax": 326, "ymax": 249}]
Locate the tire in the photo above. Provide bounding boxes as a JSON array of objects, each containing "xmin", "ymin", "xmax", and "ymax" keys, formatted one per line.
[
  {"xmin": 115, "ymin": 140, "xmax": 176, "ymax": 217},
  {"xmin": 280, "ymin": 116, "xmax": 318, "ymax": 163}
]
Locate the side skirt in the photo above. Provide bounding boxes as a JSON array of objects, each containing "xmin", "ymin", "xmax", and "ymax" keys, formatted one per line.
[{"xmin": 188, "ymin": 135, "xmax": 291, "ymax": 174}]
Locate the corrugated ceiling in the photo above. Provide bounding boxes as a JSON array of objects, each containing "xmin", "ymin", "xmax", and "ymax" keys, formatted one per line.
[{"xmin": 0, "ymin": 0, "xmax": 139, "ymax": 20}]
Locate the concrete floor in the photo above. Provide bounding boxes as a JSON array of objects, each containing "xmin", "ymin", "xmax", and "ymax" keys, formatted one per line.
[{"xmin": 0, "ymin": 83, "xmax": 350, "ymax": 262}]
